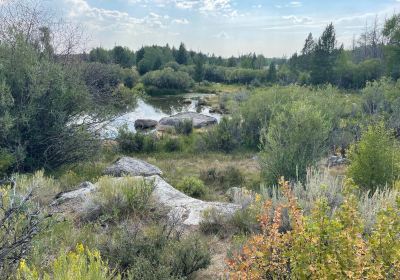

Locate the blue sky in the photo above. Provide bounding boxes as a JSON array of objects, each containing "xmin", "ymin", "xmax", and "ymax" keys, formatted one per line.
[{"xmin": 50, "ymin": 0, "xmax": 400, "ymax": 57}]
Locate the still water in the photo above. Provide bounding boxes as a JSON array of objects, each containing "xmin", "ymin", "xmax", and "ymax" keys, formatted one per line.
[{"xmin": 102, "ymin": 93, "xmax": 222, "ymax": 138}]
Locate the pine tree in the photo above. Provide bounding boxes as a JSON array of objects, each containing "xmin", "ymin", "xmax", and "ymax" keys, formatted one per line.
[{"xmin": 176, "ymin": 43, "xmax": 188, "ymax": 65}]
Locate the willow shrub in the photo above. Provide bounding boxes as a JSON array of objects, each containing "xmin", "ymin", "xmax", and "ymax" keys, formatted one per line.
[
  {"xmin": 227, "ymin": 178, "xmax": 400, "ymax": 279},
  {"xmin": 347, "ymin": 122, "xmax": 400, "ymax": 192},
  {"xmin": 260, "ymin": 101, "xmax": 331, "ymax": 186}
]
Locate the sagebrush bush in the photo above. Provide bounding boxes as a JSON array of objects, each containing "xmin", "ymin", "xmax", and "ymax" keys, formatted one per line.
[
  {"xmin": 163, "ymin": 235, "xmax": 211, "ymax": 277},
  {"xmin": 177, "ymin": 177, "xmax": 207, "ymax": 199},
  {"xmin": 92, "ymin": 176, "xmax": 154, "ymax": 219},
  {"xmin": 347, "ymin": 122, "xmax": 400, "ymax": 191},
  {"xmin": 100, "ymin": 224, "xmax": 210, "ymax": 279},
  {"xmin": 17, "ymin": 244, "xmax": 119, "ymax": 280}
]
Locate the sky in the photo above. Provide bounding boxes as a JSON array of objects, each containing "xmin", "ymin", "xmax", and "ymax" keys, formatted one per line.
[{"xmin": 48, "ymin": 0, "xmax": 400, "ymax": 57}]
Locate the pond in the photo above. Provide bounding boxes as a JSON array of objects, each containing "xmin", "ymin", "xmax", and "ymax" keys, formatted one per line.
[{"xmin": 102, "ymin": 93, "xmax": 222, "ymax": 138}]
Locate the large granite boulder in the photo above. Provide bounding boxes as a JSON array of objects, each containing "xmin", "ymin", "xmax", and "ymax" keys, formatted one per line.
[
  {"xmin": 134, "ymin": 119, "xmax": 158, "ymax": 130},
  {"xmin": 159, "ymin": 112, "xmax": 217, "ymax": 129},
  {"xmin": 51, "ymin": 181, "xmax": 97, "ymax": 214},
  {"xmin": 148, "ymin": 175, "xmax": 241, "ymax": 227},
  {"xmin": 104, "ymin": 157, "xmax": 162, "ymax": 177}
]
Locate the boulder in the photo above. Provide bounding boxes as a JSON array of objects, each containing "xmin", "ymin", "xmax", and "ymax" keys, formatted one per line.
[
  {"xmin": 134, "ymin": 119, "xmax": 158, "ymax": 130},
  {"xmin": 326, "ymin": 155, "xmax": 349, "ymax": 167},
  {"xmin": 182, "ymin": 99, "xmax": 192, "ymax": 105},
  {"xmin": 148, "ymin": 175, "xmax": 241, "ymax": 227},
  {"xmin": 159, "ymin": 112, "xmax": 217, "ymax": 129},
  {"xmin": 104, "ymin": 157, "xmax": 163, "ymax": 177},
  {"xmin": 51, "ymin": 181, "xmax": 97, "ymax": 214}
]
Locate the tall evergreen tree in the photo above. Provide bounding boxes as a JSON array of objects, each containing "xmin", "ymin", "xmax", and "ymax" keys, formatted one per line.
[
  {"xmin": 311, "ymin": 23, "xmax": 341, "ymax": 84},
  {"xmin": 176, "ymin": 43, "xmax": 188, "ymax": 64},
  {"xmin": 302, "ymin": 33, "xmax": 315, "ymax": 55},
  {"xmin": 194, "ymin": 54, "xmax": 205, "ymax": 83},
  {"xmin": 267, "ymin": 62, "xmax": 277, "ymax": 83}
]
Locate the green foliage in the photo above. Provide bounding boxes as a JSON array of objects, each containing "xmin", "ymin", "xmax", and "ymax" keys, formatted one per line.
[
  {"xmin": 347, "ymin": 122, "xmax": 400, "ymax": 191},
  {"xmin": 142, "ymin": 68, "xmax": 194, "ymax": 92},
  {"xmin": 177, "ymin": 176, "xmax": 207, "ymax": 199},
  {"xmin": 17, "ymin": 244, "xmax": 119, "ymax": 280},
  {"xmin": 163, "ymin": 235, "xmax": 211, "ymax": 277},
  {"xmin": 92, "ymin": 176, "xmax": 154, "ymax": 219},
  {"xmin": 260, "ymin": 101, "xmax": 330, "ymax": 185},
  {"xmin": 163, "ymin": 137, "xmax": 182, "ymax": 152},
  {"xmin": 200, "ymin": 166, "xmax": 244, "ymax": 191},
  {"xmin": 116, "ymin": 127, "xmax": 145, "ymax": 153},
  {"xmin": 202, "ymin": 117, "xmax": 242, "ymax": 153},
  {"xmin": 174, "ymin": 119, "xmax": 193, "ymax": 135},
  {"xmin": 0, "ymin": 149, "xmax": 15, "ymax": 176},
  {"xmin": 100, "ymin": 225, "xmax": 210, "ymax": 279},
  {"xmin": 0, "ymin": 37, "xmax": 100, "ymax": 172},
  {"xmin": 0, "ymin": 182, "xmax": 43, "ymax": 277}
]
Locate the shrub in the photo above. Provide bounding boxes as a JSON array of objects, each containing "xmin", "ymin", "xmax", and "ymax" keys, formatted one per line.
[
  {"xmin": 227, "ymin": 178, "xmax": 400, "ymax": 279},
  {"xmin": 200, "ymin": 166, "xmax": 244, "ymax": 191},
  {"xmin": 177, "ymin": 177, "xmax": 207, "ymax": 199},
  {"xmin": 163, "ymin": 138, "xmax": 182, "ymax": 152},
  {"xmin": 260, "ymin": 101, "xmax": 330, "ymax": 185},
  {"xmin": 17, "ymin": 244, "xmax": 119, "ymax": 280},
  {"xmin": 91, "ymin": 176, "xmax": 154, "ymax": 219},
  {"xmin": 0, "ymin": 149, "xmax": 15, "ymax": 177},
  {"xmin": 142, "ymin": 68, "xmax": 194, "ymax": 91},
  {"xmin": 203, "ymin": 117, "xmax": 242, "ymax": 153},
  {"xmin": 100, "ymin": 224, "xmax": 210, "ymax": 279},
  {"xmin": 0, "ymin": 182, "xmax": 43, "ymax": 277},
  {"xmin": 116, "ymin": 127, "xmax": 145, "ymax": 153},
  {"xmin": 199, "ymin": 208, "xmax": 231, "ymax": 237},
  {"xmin": 347, "ymin": 122, "xmax": 400, "ymax": 191},
  {"xmin": 175, "ymin": 119, "xmax": 193, "ymax": 135},
  {"xmin": 162, "ymin": 235, "xmax": 211, "ymax": 277}
]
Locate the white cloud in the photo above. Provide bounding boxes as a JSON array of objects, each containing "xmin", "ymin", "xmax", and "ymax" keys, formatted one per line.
[
  {"xmin": 172, "ymin": 18, "xmax": 190, "ymax": 24},
  {"xmin": 214, "ymin": 31, "xmax": 229, "ymax": 39},
  {"xmin": 287, "ymin": 1, "xmax": 302, "ymax": 8},
  {"xmin": 282, "ymin": 15, "xmax": 312, "ymax": 24}
]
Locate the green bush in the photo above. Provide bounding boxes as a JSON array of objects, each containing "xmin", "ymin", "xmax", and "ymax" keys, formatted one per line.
[
  {"xmin": 260, "ymin": 101, "xmax": 331, "ymax": 185},
  {"xmin": 116, "ymin": 127, "xmax": 145, "ymax": 153},
  {"xmin": 177, "ymin": 177, "xmax": 207, "ymax": 199},
  {"xmin": 116, "ymin": 126, "xmax": 158, "ymax": 154},
  {"xmin": 163, "ymin": 138, "xmax": 182, "ymax": 152},
  {"xmin": 202, "ymin": 117, "xmax": 242, "ymax": 153},
  {"xmin": 142, "ymin": 68, "xmax": 194, "ymax": 91},
  {"xmin": 92, "ymin": 176, "xmax": 154, "ymax": 219},
  {"xmin": 162, "ymin": 235, "xmax": 211, "ymax": 277},
  {"xmin": 200, "ymin": 166, "xmax": 244, "ymax": 191},
  {"xmin": 100, "ymin": 225, "xmax": 210, "ymax": 279},
  {"xmin": 347, "ymin": 122, "xmax": 400, "ymax": 191},
  {"xmin": 0, "ymin": 149, "xmax": 15, "ymax": 177},
  {"xmin": 175, "ymin": 119, "xmax": 193, "ymax": 135}
]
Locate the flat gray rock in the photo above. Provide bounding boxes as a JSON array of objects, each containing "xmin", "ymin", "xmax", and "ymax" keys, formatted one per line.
[
  {"xmin": 104, "ymin": 157, "xmax": 162, "ymax": 177},
  {"xmin": 159, "ymin": 112, "xmax": 217, "ymax": 129},
  {"xmin": 147, "ymin": 175, "xmax": 241, "ymax": 227}
]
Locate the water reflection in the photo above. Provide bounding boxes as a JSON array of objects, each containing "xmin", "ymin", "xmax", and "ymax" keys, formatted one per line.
[{"xmin": 103, "ymin": 93, "xmax": 221, "ymax": 138}]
